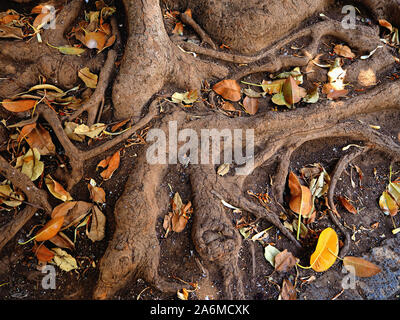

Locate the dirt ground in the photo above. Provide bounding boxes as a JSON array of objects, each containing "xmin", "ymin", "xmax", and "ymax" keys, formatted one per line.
[{"xmin": 0, "ymin": 0, "xmax": 400, "ymax": 301}]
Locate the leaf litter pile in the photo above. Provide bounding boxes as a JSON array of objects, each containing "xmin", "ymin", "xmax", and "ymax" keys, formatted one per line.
[{"xmin": 0, "ymin": 0, "xmax": 400, "ymax": 301}]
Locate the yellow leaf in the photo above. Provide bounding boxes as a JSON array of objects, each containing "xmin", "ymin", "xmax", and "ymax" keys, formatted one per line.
[
  {"xmin": 78, "ymin": 67, "xmax": 98, "ymax": 88},
  {"xmin": 310, "ymin": 227, "xmax": 338, "ymax": 272}
]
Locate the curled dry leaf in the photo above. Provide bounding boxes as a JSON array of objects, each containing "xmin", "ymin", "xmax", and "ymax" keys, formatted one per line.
[
  {"xmin": 88, "ymin": 179, "xmax": 106, "ymax": 203},
  {"xmin": 78, "ymin": 67, "xmax": 98, "ymax": 89},
  {"xmin": 379, "ymin": 190, "xmax": 398, "ymax": 216},
  {"xmin": 212, "ymin": 79, "xmax": 241, "ymax": 102},
  {"xmin": 343, "ymin": 256, "xmax": 381, "ymax": 277},
  {"xmin": 84, "ymin": 31, "xmax": 107, "ymax": 50},
  {"xmin": 379, "ymin": 19, "xmax": 393, "ymax": 32},
  {"xmin": 217, "ymin": 163, "xmax": 230, "ymax": 176},
  {"xmin": 338, "ymin": 196, "xmax": 357, "ymax": 214},
  {"xmin": 64, "ymin": 122, "xmax": 85, "ymax": 142},
  {"xmin": 264, "ymin": 244, "xmax": 280, "ymax": 267},
  {"xmin": 86, "ymin": 206, "xmax": 106, "ymax": 242},
  {"xmin": 97, "ymin": 150, "xmax": 120, "ymax": 180},
  {"xmin": 23, "ymin": 124, "xmax": 56, "ymax": 156},
  {"xmin": 48, "ymin": 232, "xmax": 75, "ymax": 250},
  {"xmin": 35, "ymin": 216, "xmax": 65, "ymax": 242},
  {"xmin": 288, "ymin": 172, "xmax": 313, "ymax": 218},
  {"xmin": 261, "ymin": 79, "xmax": 285, "ymax": 94},
  {"xmin": 51, "ymin": 201, "xmax": 78, "ymax": 219},
  {"xmin": 280, "ymin": 279, "xmax": 296, "ymax": 300},
  {"xmin": 74, "ymin": 123, "xmax": 106, "ymax": 139},
  {"xmin": 45, "ymin": 175, "xmax": 73, "ymax": 202},
  {"xmin": 62, "ymin": 201, "xmax": 93, "ymax": 229},
  {"xmin": 282, "ymin": 76, "xmax": 307, "ymax": 105},
  {"xmin": 164, "ymin": 192, "xmax": 192, "ymax": 235},
  {"xmin": 0, "ymin": 184, "xmax": 24, "ymax": 207},
  {"xmin": 310, "ymin": 227, "xmax": 338, "ymax": 272},
  {"xmin": 171, "ymin": 90, "xmax": 198, "ymax": 105}
]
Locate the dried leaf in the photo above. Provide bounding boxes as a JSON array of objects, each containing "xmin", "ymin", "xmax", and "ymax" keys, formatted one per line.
[
  {"xmin": 274, "ymin": 249, "xmax": 299, "ymax": 273},
  {"xmin": 74, "ymin": 123, "xmax": 106, "ymax": 139},
  {"xmin": 212, "ymin": 79, "xmax": 241, "ymax": 102},
  {"xmin": 1, "ymin": 99, "xmax": 37, "ymax": 112},
  {"xmin": 172, "ymin": 22, "xmax": 184, "ymax": 35},
  {"xmin": 261, "ymin": 79, "xmax": 285, "ymax": 94},
  {"xmin": 15, "ymin": 148, "xmax": 44, "ymax": 181},
  {"xmin": 0, "ymin": 184, "xmax": 24, "ymax": 207},
  {"xmin": 327, "ymin": 58, "xmax": 346, "ymax": 91},
  {"xmin": 242, "ymin": 96, "xmax": 259, "ymax": 115},
  {"xmin": 33, "ymin": 244, "xmax": 55, "ymax": 262},
  {"xmin": 45, "ymin": 175, "xmax": 73, "ymax": 202},
  {"xmin": 220, "ymin": 101, "xmax": 236, "ymax": 112},
  {"xmin": 271, "ymin": 92, "xmax": 291, "ymax": 108},
  {"xmin": 288, "ymin": 172, "xmax": 313, "ymax": 218},
  {"xmin": 48, "ymin": 43, "xmax": 86, "ymax": 55},
  {"xmin": 78, "ymin": 67, "xmax": 98, "ymax": 88},
  {"xmin": 280, "ymin": 279, "xmax": 296, "ymax": 300},
  {"xmin": 379, "ymin": 19, "xmax": 393, "ymax": 32},
  {"xmin": 35, "ymin": 216, "xmax": 65, "ymax": 242},
  {"xmin": 64, "ymin": 122, "xmax": 85, "ymax": 142},
  {"xmin": 83, "ymin": 31, "xmax": 107, "ymax": 50},
  {"xmin": 171, "ymin": 90, "xmax": 198, "ymax": 105},
  {"xmin": 334, "ymin": 44, "xmax": 355, "ymax": 59},
  {"xmin": 48, "ymin": 232, "xmax": 75, "ymax": 250},
  {"xmin": 264, "ymin": 244, "xmax": 280, "ymax": 267},
  {"xmin": 177, "ymin": 288, "xmax": 189, "ymax": 300},
  {"xmin": 51, "ymin": 248, "xmax": 78, "ymax": 272},
  {"xmin": 87, "ymin": 206, "xmax": 106, "ymax": 242},
  {"xmin": 282, "ymin": 76, "xmax": 307, "ymax": 105},
  {"xmin": 51, "ymin": 201, "xmax": 78, "ymax": 219},
  {"xmin": 379, "ymin": 190, "xmax": 398, "ymax": 216},
  {"xmin": 338, "ymin": 196, "xmax": 357, "ymax": 214},
  {"xmin": 62, "ymin": 201, "xmax": 93, "ymax": 229},
  {"xmin": 217, "ymin": 163, "xmax": 230, "ymax": 176},
  {"xmin": 310, "ymin": 227, "xmax": 339, "ymax": 272},
  {"xmin": 343, "ymin": 256, "xmax": 381, "ymax": 277},
  {"xmin": 24, "ymin": 124, "xmax": 56, "ymax": 156},
  {"xmin": 0, "ymin": 25, "xmax": 24, "ymax": 39},
  {"xmin": 97, "ymin": 150, "xmax": 120, "ymax": 180},
  {"xmin": 88, "ymin": 179, "xmax": 106, "ymax": 203}
]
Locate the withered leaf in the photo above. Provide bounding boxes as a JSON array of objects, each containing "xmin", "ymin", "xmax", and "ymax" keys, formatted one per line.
[
  {"xmin": 213, "ymin": 79, "xmax": 241, "ymax": 102},
  {"xmin": 274, "ymin": 249, "xmax": 299, "ymax": 273}
]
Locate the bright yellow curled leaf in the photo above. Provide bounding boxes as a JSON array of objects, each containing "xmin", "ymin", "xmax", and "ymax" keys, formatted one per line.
[{"xmin": 310, "ymin": 227, "xmax": 339, "ymax": 272}]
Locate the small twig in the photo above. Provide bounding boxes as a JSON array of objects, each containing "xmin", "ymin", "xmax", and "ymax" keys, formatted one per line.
[{"xmin": 180, "ymin": 12, "xmax": 217, "ymax": 50}]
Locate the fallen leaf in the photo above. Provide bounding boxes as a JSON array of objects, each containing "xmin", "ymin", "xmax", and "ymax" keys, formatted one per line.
[
  {"xmin": 177, "ymin": 288, "xmax": 189, "ymax": 300},
  {"xmin": 310, "ymin": 227, "xmax": 339, "ymax": 272},
  {"xmin": 86, "ymin": 206, "xmax": 106, "ymax": 241},
  {"xmin": 303, "ymin": 86, "xmax": 320, "ymax": 104},
  {"xmin": 220, "ymin": 101, "xmax": 237, "ymax": 112},
  {"xmin": 172, "ymin": 21, "xmax": 184, "ymax": 35},
  {"xmin": 327, "ymin": 58, "xmax": 346, "ymax": 91},
  {"xmin": 274, "ymin": 249, "xmax": 299, "ymax": 273},
  {"xmin": 62, "ymin": 201, "xmax": 93, "ymax": 229},
  {"xmin": 64, "ymin": 122, "xmax": 85, "ymax": 142},
  {"xmin": 322, "ymin": 83, "xmax": 348, "ymax": 100},
  {"xmin": 288, "ymin": 172, "xmax": 313, "ymax": 218},
  {"xmin": 33, "ymin": 244, "xmax": 55, "ymax": 263},
  {"xmin": 0, "ymin": 25, "xmax": 24, "ymax": 39},
  {"xmin": 343, "ymin": 256, "xmax": 381, "ymax": 277},
  {"xmin": 83, "ymin": 31, "xmax": 107, "ymax": 50},
  {"xmin": 111, "ymin": 119, "xmax": 129, "ymax": 132},
  {"xmin": 51, "ymin": 201, "xmax": 78, "ymax": 219},
  {"xmin": 379, "ymin": 190, "xmax": 398, "ymax": 216},
  {"xmin": 1, "ymin": 99, "xmax": 37, "ymax": 112},
  {"xmin": 271, "ymin": 92, "xmax": 291, "ymax": 108},
  {"xmin": 264, "ymin": 244, "xmax": 280, "ymax": 267},
  {"xmin": 217, "ymin": 163, "xmax": 230, "ymax": 176},
  {"xmin": 78, "ymin": 67, "xmax": 98, "ymax": 88},
  {"xmin": 261, "ymin": 79, "xmax": 285, "ymax": 94},
  {"xmin": 51, "ymin": 248, "xmax": 78, "ymax": 272},
  {"xmin": 212, "ymin": 79, "xmax": 241, "ymax": 102},
  {"xmin": 273, "ymin": 67, "xmax": 303, "ymax": 84},
  {"xmin": 334, "ymin": 44, "xmax": 355, "ymax": 59},
  {"xmin": 0, "ymin": 184, "xmax": 24, "ymax": 207},
  {"xmin": 88, "ymin": 179, "xmax": 106, "ymax": 203},
  {"xmin": 171, "ymin": 90, "xmax": 198, "ymax": 105},
  {"xmin": 282, "ymin": 76, "xmax": 307, "ymax": 106},
  {"xmin": 15, "ymin": 148, "xmax": 44, "ymax": 181},
  {"xmin": 74, "ymin": 123, "xmax": 106, "ymax": 139},
  {"xmin": 47, "ymin": 43, "xmax": 86, "ymax": 55},
  {"xmin": 45, "ymin": 175, "xmax": 73, "ymax": 202},
  {"xmin": 97, "ymin": 150, "xmax": 120, "ymax": 180},
  {"xmin": 358, "ymin": 68, "xmax": 376, "ymax": 87},
  {"xmin": 48, "ymin": 232, "xmax": 75, "ymax": 250},
  {"xmin": 338, "ymin": 196, "xmax": 357, "ymax": 214},
  {"xmin": 242, "ymin": 96, "xmax": 259, "ymax": 115},
  {"xmin": 280, "ymin": 279, "xmax": 296, "ymax": 300},
  {"xmin": 23, "ymin": 124, "xmax": 56, "ymax": 155},
  {"xmin": 35, "ymin": 216, "xmax": 65, "ymax": 242},
  {"xmin": 379, "ymin": 19, "xmax": 393, "ymax": 32}
]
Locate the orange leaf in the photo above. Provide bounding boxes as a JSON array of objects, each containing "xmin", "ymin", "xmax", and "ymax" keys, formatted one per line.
[
  {"xmin": 242, "ymin": 96, "xmax": 259, "ymax": 115},
  {"xmin": 35, "ymin": 216, "xmax": 65, "ymax": 242},
  {"xmin": 282, "ymin": 76, "xmax": 307, "ymax": 105},
  {"xmin": 334, "ymin": 44, "xmax": 356, "ymax": 59},
  {"xmin": 1, "ymin": 99, "xmax": 37, "ymax": 112},
  {"xmin": 24, "ymin": 125, "xmax": 56, "ymax": 155},
  {"xmin": 213, "ymin": 79, "xmax": 241, "ymax": 102},
  {"xmin": 184, "ymin": 9, "xmax": 192, "ymax": 18},
  {"xmin": 17, "ymin": 123, "xmax": 37, "ymax": 143},
  {"xmin": 310, "ymin": 227, "xmax": 338, "ymax": 272},
  {"xmin": 379, "ymin": 190, "xmax": 398, "ymax": 216},
  {"xmin": 338, "ymin": 196, "xmax": 357, "ymax": 214},
  {"xmin": 280, "ymin": 279, "xmax": 296, "ymax": 300},
  {"xmin": 45, "ymin": 175, "xmax": 73, "ymax": 202},
  {"xmin": 172, "ymin": 22, "xmax": 184, "ymax": 35},
  {"xmin": 99, "ymin": 150, "xmax": 120, "ymax": 180},
  {"xmin": 84, "ymin": 31, "xmax": 107, "ymax": 50},
  {"xmin": 379, "ymin": 19, "xmax": 393, "ymax": 32},
  {"xmin": 51, "ymin": 201, "xmax": 78, "ymax": 219},
  {"xmin": 343, "ymin": 256, "xmax": 381, "ymax": 277},
  {"xmin": 33, "ymin": 244, "xmax": 55, "ymax": 262},
  {"xmin": 48, "ymin": 232, "xmax": 75, "ymax": 250},
  {"xmin": 288, "ymin": 172, "xmax": 313, "ymax": 218},
  {"xmin": 0, "ymin": 14, "xmax": 20, "ymax": 25},
  {"xmin": 220, "ymin": 101, "xmax": 236, "ymax": 112}
]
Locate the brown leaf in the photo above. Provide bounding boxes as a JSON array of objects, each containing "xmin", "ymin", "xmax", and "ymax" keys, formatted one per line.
[
  {"xmin": 338, "ymin": 196, "xmax": 357, "ymax": 214},
  {"xmin": 212, "ymin": 79, "xmax": 241, "ymax": 102},
  {"xmin": 62, "ymin": 201, "xmax": 93, "ymax": 229},
  {"xmin": 334, "ymin": 44, "xmax": 356, "ymax": 59},
  {"xmin": 322, "ymin": 83, "xmax": 348, "ymax": 100},
  {"xmin": 0, "ymin": 25, "xmax": 24, "ymax": 39},
  {"xmin": 24, "ymin": 124, "xmax": 56, "ymax": 155},
  {"xmin": 343, "ymin": 256, "xmax": 381, "ymax": 277},
  {"xmin": 83, "ymin": 31, "xmax": 107, "ymax": 51},
  {"xmin": 261, "ymin": 79, "xmax": 285, "ymax": 94},
  {"xmin": 48, "ymin": 232, "xmax": 75, "ymax": 250},
  {"xmin": 88, "ymin": 182, "xmax": 106, "ymax": 203},
  {"xmin": 1, "ymin": 99, "xmax": 36, "ymax": 112},
  {"xmin": 242, "ymin": 96, "xmax": 259, "ymax": 115},
  {"xmin": 220, "ymin": 101, "xmax": 236, "ymax": 112},
  {"xmin": 288, "ymin": 172, "xmax": 313, "ymax": 218},
  {"xmin": 274, "ymin": 249, "xmax": 299, "ymax": 273},
  {"xmin": 172, "ymin": 22, "xmax": 184, "ymax": 35},
  {"xmin": 280, "ymin": 279, "xmax": 297, "ymax": 300},
  {"xmin": 87, "ymin": 206, "xmax": 106, "ymax": 242},
  {"xmin": 282, "ymin": 76, "xmax": 307, "ymax": 105},
  {"xmin": 51, "ymin": 201, "xmax": 78, "ymax": 219}
]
